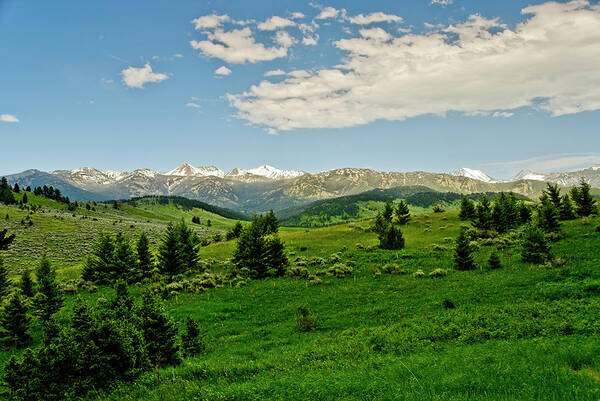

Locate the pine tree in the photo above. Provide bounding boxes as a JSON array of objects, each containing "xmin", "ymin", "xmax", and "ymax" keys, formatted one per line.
[
  {"xmin": 558, "ymin": 194, "xmax": 576, "ymax": 220},
  {"xmin": 157, "ymin": 223, "xmax": 184, "ymax": 279},
  {"xmin": 137, "ymin": 291, "xmax": 180, "ymax": 367},
  {"xmin": 372, "ymin": 212, "xmax": 388, "ymax": 236},
  {"xmin": 378, "ymin": 224, "xmax": 405, "ymax": 250},
  {"xmin": 82, "ymin": 234, "xmax": 115, "ymax": 283},
  {"xmin": 0, "ymin": 257, "xmax": 11, "ymax": 300},
  {"xmin": 538, "ymin": 202, "xmax": 561, "ymax": 233},
  {"xmin": 454, "ymin": 229, "xmax": 476, "ymax": 270},
  {"xmin": 226, "ymin": 221, "xmax": 243, "ymax": 240},
  {"xmin": 570, "ymin": 179, "xmax": 597, "ymax": 217},
  {"xmin": 473, "ymin": 196, "xmax": 493, "ymax": 231},
  {"xmin": 19, "ymin": 270, "xmax": 34, "ymax": 298},
  {"xmin": 176, "ymin": 220, "xmax": 199, "ymax": 271},
  {"xmin": 382, "ymin": 202, "xmax": 394, "ymax": 224},
  {"xmin": 264, "ymin": 235, "xmax": 288, "ymax": 277},
  {"xmin": 232, "ymin": 222, "xmax": 267, "ymax": 278},
  {"xmin": 0, "ymin": 177, "xmax": 15, "ymax": 205},
  {"xmin": 181, "ymin": 317, "xmax": 204, "ymax": 357},
  {"xmin": 519, "ymin": 202, "xmax": 533, "ymax": 224},
  {"xmin": 32, "ymin": 256, "xmax": 63, "ymax": 323},
  {"xmin": 1, "ymin": 291, "xmax": 31, "ymax": 347},
  {"xmin": 488, "ymin": 250, "xmax": 501, "ymax": 269},
  {"xmin": 113, "ymin": 233, "xmax": 136, "ymax": 281},
  {"xmin": 261, "ymin": 210, "xmax": 279, "ymax": 235},
  {"xmin": 22, "ymin": 193, "xmax": 28, "ymax": 204},
  {"xmin": 136, "ymin": 232, "xmax": 154, "ymax": 279},
  {"xmin": 459, "ymin": 196, "xmax": 476, "ymax": 220},
  {"xmin": 13, "ymin": 183, "xmax": 20, "ymax": 193},
  {"xmin": 543, "ymin": 183, "xmax": 562, "ymax": 209},
  {"xmin": 521, "ymin": 224, "xmax": 550, "ymax": 263},
  {"xmin": 0, "ymin": 229, "xmax": 16, "ymax": 250},
  {"xmin": 395, "ymin": 200, "xmax": 411, "ymax": 224}
]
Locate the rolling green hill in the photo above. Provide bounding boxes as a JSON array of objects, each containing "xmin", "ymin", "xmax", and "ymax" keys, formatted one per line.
[{"xmin": 0, "ymin": 190, "xmax": 599, "ymax": 401}]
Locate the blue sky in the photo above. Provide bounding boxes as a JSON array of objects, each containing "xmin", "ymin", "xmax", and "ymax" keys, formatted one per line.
[{"xmin": 1, "ymin": 0, "xmax": 599, "ymax": 178}]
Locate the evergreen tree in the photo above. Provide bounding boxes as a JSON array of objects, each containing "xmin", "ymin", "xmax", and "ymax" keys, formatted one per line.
[
  {"xmin": 454, "ymin": 229, "xmax": 476, "ymax": 270},
  {"xmin": 538, "ymin": 202, "xmax": 561, "ymax": 233},
  {"xmin": 570, "ymin": 179, "xmax": 597, "ymax": 217},
  {"xmin": 19, "ymin": 269, "xmax": 34, "ymax": 298},
  {"xmin": 13, "ymin": 183, "xmax": 20, "ymax": 193},
  {"xmin": 0, "ymin": 257, "xmax": 10, "ymax": 300},
  {"xmin": 233, "ymin": 222, "xmax": 267, "ymax": 277},
  {"xmin": 521, "ymin": 224, "xmax": 550, "ymax": 264},
  {"xmin": 473, "ymin": 196, "xmax": 493, "ymax": 231},
  {"xmin": 488, "ymin": 250, "xmax": 501, "ymax": 269},
  {"xmin": 261, "ymin": 210, "xmax": 280, "ymax": 235},
  {"xmin": 559, "ymin": 194, "xmax": 577, "ymax": 220},
  {"xmin": 372, "ymin": 212, "xmax": 388, "ymax": 236},
  {"xmin": 1, "ymin": 291, "xmax": 31, "ymax": 347},
  {"xmin": 181, "ymin": 317, "xmax": 204, "ymax": 357},
  {"xmin": 226, "ymin": 221, "xmax": 244, "ymax": 240},
  {"xmin": 0, "ymin": 177, "xmax": 15, "ymax": 205},
  {"xmin": 519, "ymin": 202, "xmax": 533, "ymax": 224},
  {"xmin": 264, "ymin": 235, "xmax": 288, "ymax": 277},
  {"xmin": 32, "ymin": 256, "xmax": 63, "ymax": 323},
  {"xmin": 136, "ymin": 232, "xmax": 154, "ymax": 279},
  {"xmin": 137, "ymin": 291, "xmax": 180, "ymax": 367},
  {"xmin": 0, "ymin": 229, "xmax": 15, "ymax": 250},
  {"xmin": 543, "ymin": 183, "xmax": 562, "ymax": 209},
  {"xmin": 382, "ymin": 202, "xmax": 394, "ymax": 224},
  {"xmin": 395, "ymin": 200, "xmax": 411, "ymax": 224},
  {"xmin": 82, "ymin": 234, "xmax": 115, "ymax": 283},
  {"xmin": 176, "ymin": 220, "xmax": 199, "ymax": 271},
  {"xmin": 157, "ymin": 223, "xmax": 184, "ymax": 279},
  {"xmin": 378, "ymin": 224, "xmax": 405, "ymax": 250},
  {"xmin": 22, "ymin": 192, "xmax": 28, "ymax": 204},
  {"xmin": 458, "ymin": 196, "xmax": 476, "ymax": 220},
  {"xmin": 206, "ymin": 219, "xmax": 211, "ymax": 227},
  {"xmin": 113, "ymin": 233, "xmax": 136, "ymax": 281}
]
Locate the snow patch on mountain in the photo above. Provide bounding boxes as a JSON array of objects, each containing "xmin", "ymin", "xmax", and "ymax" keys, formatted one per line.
[
  {"xmin": 103, "ymin": 170, "xmax": 129, "ymax": 181},
  {"xmin": 227, "ymin": 165, "xmax": 305, "ymax": 180},
  {"xmin": 512, "ymin": 170, "xmax": 547, "ymax": 181},
  {"xmin": 165, "ymin": 163, "xmax": 225, "ymax": 178},
  {"xmin": 452, "ymin": 168, "xmax": 495, "ymax": 183}
]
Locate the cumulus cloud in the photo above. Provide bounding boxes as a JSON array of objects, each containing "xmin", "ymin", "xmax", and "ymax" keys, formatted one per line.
[
  {"xmin": 289, "ymin": 12, "xmax": 305, "ymax": 19},
  {"xmin": 315, "ymin": 6, "xmax": 343, "ymax": 20},
  {"xmin": 0, "ymin": 114, "xmax": 19, "ymax": 123},
  {"xmin": 192, "ymin": 14, "xmax": 230, "ymax": 29},
  {"xmin": 482, "ymin": 153, "xmax": 600, "ymax": 178},
  {"xmin": 302, "ymin": 36, "xmax": 318, "ymax": 46},
  {"xmin": 349, "ymin": 12, "xmax": 403, "ymax": 25},
  {"xmin": 258, "ymin": 16, "xmax": 296, "ymax": 31},
  {"xmin": 190, "ymin": 27, "xmax": 290, "ymax": 64},
  {"xmin": 120, "ymin": 63, "xmax": 168, "ymax": 88},
  {"xmin": 265, "ymin": 69, "xmax": 286, "ymax": 77},
  {"xmin": 227, "ymin": 1, "xmax": 600, "ymax": 130},
  {"xmin": 215, "ymin": 66, "xmax": 232, "ymax": 76},
  {"xmin": 431, "ymin": 0, "xmax": 453, "ymax": 5}
]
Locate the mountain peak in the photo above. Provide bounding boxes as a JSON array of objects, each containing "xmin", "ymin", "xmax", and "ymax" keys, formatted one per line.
[
  {"xmin": 226, "ymin": 165, "xmax": 305, "ymax": 180},
  {"xmin": 512, "ymin": 169, "xmax": 546, "ymax": 181},
  {"xmin": 165, "ymin": 163, "xmax": 225, "ymax": 178},
  {"xmin": 452, "ymin": 167, "xmax": 495, "ymax": 183}
]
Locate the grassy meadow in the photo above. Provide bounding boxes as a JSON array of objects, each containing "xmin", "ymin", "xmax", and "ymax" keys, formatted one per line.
[{"xmin": 0, "ymin": 194, "xmax": 599, "ymax": 400}]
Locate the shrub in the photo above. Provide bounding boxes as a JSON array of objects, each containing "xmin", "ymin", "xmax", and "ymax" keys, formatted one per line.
[
  {"xmin": 296, "ymin": 306, "xmax": 316, "ymax": 332},
  {"xmin": 488, "ymin": 251, "xmax": 502, "ymax": 269},
  {"xmin": 521, "ymin": 224, "xmax": 550, "ymax": 264},
  {"xmin": 287, "ymin": 266, "xmax": 309, "ymax": 280},
  {"xmin": 443, "ymin": 299, "xmax": 455, "ymax": 309},
  {"xmin": 328, "ymin": 263, "xmax": 353, "ymax": 278},
  {"xmin": 454, "ymin": 229, "xmax": 476, "ymax": 271},
  {"xmin": 413, "ymin": 270, "xmax": 425, "ymax": 278},
  {"xmin": 381, "ymin": 264, "xmax": 405, "ymax": 275},
  {"xmin": 429, "ymin": 268, "xmax": 448, "ymax": 279}
]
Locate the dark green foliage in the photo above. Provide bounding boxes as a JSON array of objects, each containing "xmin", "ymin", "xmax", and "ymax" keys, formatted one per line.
[
  {"xmin": 113, "ymin": 233, "xmax": 136, "ymax": 281},
  {"xmin": 296, "ymin": 306, "xmax": 316, "ymax": 332},
  {"xmin": 491, "ymin": 193, "xmax": 520, "ymax": 233},
  {"xmin": 543, "ymin": 183, "xmax": 562, "ymax": 209},
  {"xmin": 378, "ymin": 224, "xmax": 405, "ymax": 250},
  {"xmin": 0, "ymin": 257, "xmax": 11, "ymax": 301},
  {"xmin": 395, "ymin": 200, "xmax": 410, "ymax": 224},
  {"xmin": 82, "ymin": 234, "xmax": 115, "ymax": 283},
  {"xmin": 157, "ymin": 223, "xmax": 185, "ymax": 279},
  {"xmin": 0, "ymin": 177, "xmax": 16, "ymax": 205},
  {"xmin": 191, "ymin": 216, "xmax": 200, "ymax": 224},
  {"xmin": 488, "ymin": 250, "xmax": 502, "ymax": 269},
  {"xmin": 21, "ymin": 192, "xmax": 27, "ymax": 204},
  {"xmin": 0, "ymin": 228, "xmax": 16, "ymax": 250},
  {"xmin": 32, "ymin": 256, "xmax": 63, "ymax": 323},
  {"xmin": 232, "ymin": 217, "xmax": 288, "ymax": 279},
  {"xmin": 570, "ymin": 179, "xmax": 597, "ymax": 217},
  {"xmin": 176, "ymin": 220, "xmax": 199, "ymax": 272},
  {"xmin": 559, "ymin": 194, "xmax": 577, "ymax": 220},
  {"xmin": 382, "ymin": 201, "xmax": 394, "ymax": 222},
  {"xmin": 454, "ymin": 229, "xmax": 476, "ymax": 270},
  {"xmin": 126, "ymin": 195, "xmax": 248, "ymax": 220},
  {"xmin": 226, "ymin": 221, "xmax": 244, "ymax": 240},
  {"xmin": 136, "ymin": 232, "xmax": 154, "ymax": 279},
  {"xmin": 137, "ymin": 291, "xmax": 180, "ymax": 367},
  {"xmin": 206, "ymin": 219, "xmax": 212, "ymax": 227},
  {"xmin": 519, "ymin": 202, "xmax": 533, "ymax": 224},
  {"xmin": 19, "ymin": 270, "xmax": 34, "ymax": 298},
  {"xmin": 432, "ymin": 204, "xmax": 445, "ymax": 213},
  {"xmin": 521, "ymin": 224, "xmax": 550, "ymax": 264},
  {"xmin": 31, "ymin": 184, "xmax": 70, "ymax": 204},
  {"xmin": 181, "ymin": 317, "xmax": 204, "ymax": 357},
  {"xmin": 253, "ymin": 210, "xmax": 279, "ymax": 236},
  {"xmin": 1, "ymin": 291, "xmax": 31, "ymax": 347},
  {"xmin": 12, "ymin": 183, "xmax": 20, "ymax": 193},
  {"xmin": 459, "ymin": 196, "xmax": 476, "ymax": 220},
  {"xmin": 473, "ymin": 195, "xmax": 493, "ymax": 231},
  {"xmin": 372, "ymin": 212, "xmax": 388, "ymax": 235},
  {"xmin": 538, "ymin": 202, "xmax": 561, "ymax": 233}
]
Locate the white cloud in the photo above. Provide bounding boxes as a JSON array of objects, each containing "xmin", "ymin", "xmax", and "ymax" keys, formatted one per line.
[
  {"xmin": 120, "ymin": 63, "xmax": 169, "ymax": 88},
  {"xmin": 101, "ymin": 78, "xmax": 114, "ymax": 84},
  {"xmin": 265, "ymin": 69, "xmax": 286, "ymax": 77},
  {"xmin": 359, "ymin": 27, "xmax": 392, "ymax": 41},
  {"xmin": 190, "ymin": 27, "xmax": 290, "ymax": 64},
  {"xmin": 289, "ymin": 12, "xmax": 305, "ymax": 19},
  {"xmin": 482, "ymin": 153, "xmax": 600, "ymax": 178},
  {"xmin": 274, "ymin": 30, "xmax": 296, "ymax": 48},
  {"xmin": 315, "ymin": 7, "xmax": 342, "ymax": 20},
  {"xmin": 192, "ymin": 14, "xmax": 230, "ymax": 30},
  {"xmin": 0, "ymin": 114, "xmax": 19, "ymax": 123},
  {"xmin": 431, "ymin": 0, "xmax": 453, "ymax": 5},
  {"xmin": 302, "ymin": 36, "xmax": 318, "ymax": 46},
  {"xmin": 349, "ymin": 12, "xmax": 403, "ymax": 25},
  {"xmin": 174, "ymin": 53, "xmax": 184, "ymax": 58},
  {"xmin": 258, "ymin": 16, "xmax": 296, "ymax": 31},
  {"xmin": 186, "ymin": 102, "xmax": 201, "ymax": 108},
  {"xmin": 492, "ymin": 111, "xmax": 514, "ymax": 118},
  {"xmin": 215, "ymin": 66, "xmax": 232, "ymax": 76},
  {"xmin": 227, "ymin": 1, "xmax": 600, "ymax": 130}
]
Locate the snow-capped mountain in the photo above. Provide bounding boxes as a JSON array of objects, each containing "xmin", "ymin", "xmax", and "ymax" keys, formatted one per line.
[
  {"xmin": 226, "ymin": 165, "xmax": 305, "ymax": 180},
  {"xmin": 165, "ymin": 163, "xmax": 225, "ymax": 178},
  {"xmin": 512, "ymin": 170, "xmax": 547, "ymax": 181},
  {"xmin": 51, "ymin": 167, "xmax": 114, "ymax": 186},
  {"xmin": 103, "ymin": 170, "xmax": 129, "ymax": 181},
  {"xmin": 452, "ymin": 168, "xmax": 495, "ymax": 183}
]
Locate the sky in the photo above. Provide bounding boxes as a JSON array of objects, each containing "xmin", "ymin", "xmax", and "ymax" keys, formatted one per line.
[{"xmin": 1, "ymin": 0, "xmax": 600, "ymax": 179}]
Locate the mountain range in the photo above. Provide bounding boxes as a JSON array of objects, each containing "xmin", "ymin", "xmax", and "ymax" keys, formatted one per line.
[{"xmin": 3, "ymin": 163, "xmax": 599, "ymax": 213}]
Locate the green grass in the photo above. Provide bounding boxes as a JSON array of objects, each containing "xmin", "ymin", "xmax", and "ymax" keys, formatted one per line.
[{"xmin": 1, "ymin": 197, "xmax": 600, "ymax": 400}]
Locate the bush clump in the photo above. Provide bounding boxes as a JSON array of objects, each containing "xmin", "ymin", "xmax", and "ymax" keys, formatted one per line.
[{"xmin": 296, "ymin": 306, "xmax": 316, "ymax": 332}]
